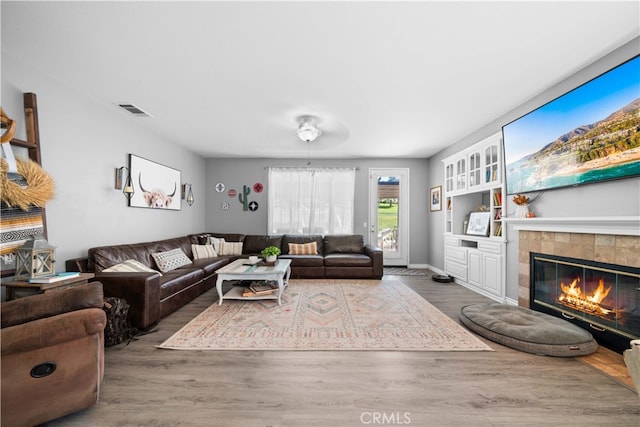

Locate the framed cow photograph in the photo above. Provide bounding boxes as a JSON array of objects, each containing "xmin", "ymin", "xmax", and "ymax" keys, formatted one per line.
[{"xmin": 129, "ymin": 154, "xmax": 181, "ymax": 210}]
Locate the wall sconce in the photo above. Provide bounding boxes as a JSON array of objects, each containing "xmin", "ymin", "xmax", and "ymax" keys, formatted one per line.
[
  {"xmin": 115, "ymin": 166, "xmax": 134, "ymax": 200},
  {"xmin": 182, "ymin": 183, "xmax": 195, "ymax": 206}
]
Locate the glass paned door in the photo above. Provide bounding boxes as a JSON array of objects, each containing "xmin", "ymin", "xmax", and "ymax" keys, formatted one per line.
[{"xmin": 369, "ymin": 168, "xmax": 409, "ymax": 266}]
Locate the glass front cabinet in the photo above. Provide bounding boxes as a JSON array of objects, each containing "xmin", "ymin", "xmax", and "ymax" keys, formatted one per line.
[{"xmin": 441, "ymin": 131, "xmax": 506, "ymax": 303}]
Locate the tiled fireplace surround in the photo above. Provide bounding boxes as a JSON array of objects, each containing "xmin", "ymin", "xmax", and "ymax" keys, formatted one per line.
[{"xmin": 509, "ymin": 217, "xmax": 640, "ymax": 308}]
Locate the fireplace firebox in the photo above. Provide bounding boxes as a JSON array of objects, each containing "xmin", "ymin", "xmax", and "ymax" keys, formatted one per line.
[{"xmin": 530, "ymin": 252, "xmax": 640, "ymax": 354}]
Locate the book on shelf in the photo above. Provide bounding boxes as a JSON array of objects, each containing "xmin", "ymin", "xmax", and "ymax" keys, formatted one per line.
[
  {"xmin": 28, "ymin": 272, "xmax": 81, "ymax": 284},
  {"xmin": 242, "ymin": 288, "xmax": 256, "ymax": 297},
  {"xmin": 242, "ymin": 286, "xmax": 277, "ymax": 297},
  {"xmin": 249, "ymin": 283, "xmax": 278, "ymax": 295},
  {"xmin": 493, "ymin": 191, "xmax": 502, "ymax": 206}
]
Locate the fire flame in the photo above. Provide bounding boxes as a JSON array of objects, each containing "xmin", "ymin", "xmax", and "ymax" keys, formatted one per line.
[{"xmin": 558, "ymin": 277, "xmax": 617, "ymax": 318}]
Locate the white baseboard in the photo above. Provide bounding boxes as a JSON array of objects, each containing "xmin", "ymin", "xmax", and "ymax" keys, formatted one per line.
[{"xmin": 406, "ymin": 263, "xmax": 429, "ymax": 270}]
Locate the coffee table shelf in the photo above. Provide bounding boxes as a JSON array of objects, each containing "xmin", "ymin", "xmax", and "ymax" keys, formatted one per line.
[{"xmin": 221, "ymin": 285, "xmax": 284, "ymax": 302}]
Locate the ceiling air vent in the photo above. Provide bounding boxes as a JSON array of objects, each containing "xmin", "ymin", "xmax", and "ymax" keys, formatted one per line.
[{"xmin": 116, "ymin": 103, "xmax": 152, "ymax": 117}]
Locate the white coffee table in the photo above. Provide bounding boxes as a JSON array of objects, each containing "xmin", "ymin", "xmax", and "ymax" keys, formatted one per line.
[{"xmin": 215, "ymin": 258, "xmax": 292, "ymax": 305}]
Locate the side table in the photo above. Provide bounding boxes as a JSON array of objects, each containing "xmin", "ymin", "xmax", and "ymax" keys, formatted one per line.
[{"xmin": 4, "ymin": 273, "xmax": 95, "ymax": 301}]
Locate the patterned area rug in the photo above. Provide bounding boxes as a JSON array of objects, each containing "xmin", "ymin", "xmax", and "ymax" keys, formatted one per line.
[
  {"xmin": 383, "ymin": 267, "xmax": 430, "ymax": 276},
  {"xmin": 157, "ymin": 279, "xmax": 492, "ymax": 351}
]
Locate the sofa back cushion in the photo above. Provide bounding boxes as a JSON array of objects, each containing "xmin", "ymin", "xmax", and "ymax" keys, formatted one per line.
[
  {"xmin": 324, "ymin": 235, "xmax": 365, "ymax": 254},
  {"xmin": 243, "ymin": 235, "xmax": 283, "ymax": 254},
  {"xmin": 209, "ymin": 233, "xmax": 246, "ymax": 243},
  {"xmin": 89, "ymin": 242, "xmax": 157, "ymax": 272},
  {"xmin": 88, "ymin": 236, "xmax": 193, "ymax": 272},
  {"xmin": 282, "ymin": 235, "xmax": 324, "ymax": 255}
]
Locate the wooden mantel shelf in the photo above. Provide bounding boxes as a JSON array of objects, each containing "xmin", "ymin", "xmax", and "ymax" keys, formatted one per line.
[{"xmin": 502, "ymin": 216, "xmax": 640, "ymax": 236}]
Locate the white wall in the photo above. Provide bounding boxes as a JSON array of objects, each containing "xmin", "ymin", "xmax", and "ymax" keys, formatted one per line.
[
  {"xmin": 427, "ymin": 37, "xmax": 640, "ymax": 301},
  {"xmin": 1, "ymin": 53, "xmax": 207, "ymax": 276}
]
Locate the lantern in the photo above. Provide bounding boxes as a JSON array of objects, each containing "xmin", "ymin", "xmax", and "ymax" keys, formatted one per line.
[{"xmin": 14, "ymin": 237, "xmax": 56, "ymax": 279}]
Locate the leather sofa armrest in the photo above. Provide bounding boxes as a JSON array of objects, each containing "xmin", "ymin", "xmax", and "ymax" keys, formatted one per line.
[
  {"xmin": 65, "ymin": 257, "xmax": 90, "ymax": 273},
  {"xmin": 364, "ymin": 244, "xmax": 384, "ymax": 279},
  {"xmin": 1, "ymin": 309, "xmax": 107, "ymax": 356},
  {"xmin": 93, "ymin": 272, "xmax": 161, "ymax": 330}
]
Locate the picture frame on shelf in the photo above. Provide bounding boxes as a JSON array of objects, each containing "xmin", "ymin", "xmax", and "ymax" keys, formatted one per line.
[
  {"xmin": 466, "ymin": 211, "xmax": 491, "ymax": 236},
  {"xmin": 430, "ymin": 185, "xmax": 442, "ymax": 212},
  {"xmin": 129, "ymin": 154, "xmax": 181, "ymax": 210}
]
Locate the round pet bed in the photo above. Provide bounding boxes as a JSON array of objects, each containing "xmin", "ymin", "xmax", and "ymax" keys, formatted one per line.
[{"xmin": 459, "ymin": 303, "xmax": 597, "ymax": 357}]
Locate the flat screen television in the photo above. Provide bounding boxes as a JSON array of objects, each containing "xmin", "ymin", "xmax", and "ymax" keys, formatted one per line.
[{"xmin": 502, "ymin": 54, "xmax": 640, "ymax": 195}]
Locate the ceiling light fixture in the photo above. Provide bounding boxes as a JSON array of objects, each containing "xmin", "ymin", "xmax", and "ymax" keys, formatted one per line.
[{"xmin": 297, "ymin": 116, "xmax": 321, "ymax": 143}]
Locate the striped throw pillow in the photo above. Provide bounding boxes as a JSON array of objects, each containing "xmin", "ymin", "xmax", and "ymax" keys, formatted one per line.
[
  {"xmin": 208, "ymin": 237, "xmax": 225, "ymax": 254},
  {"xmin": 192, "ymin": 244, "xmax": 217, "ymax": 259},
  {"xmin": 151, "ymin": 248, "xmax": 192, "ymax": 273},
  {"xmin": 288, "ymin": 241, "xmax": 318, "ymax": 255},
  {"xmin": 103, "ymin": 259, "xmax": 162, "ymax": 276},
  {"xmin": 218, "ymin": 241, "xmax": 243, "ymax": 256}
]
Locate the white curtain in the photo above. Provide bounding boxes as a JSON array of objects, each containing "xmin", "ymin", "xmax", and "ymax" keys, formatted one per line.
[{"xmin": 267, "ymin": 167, "xmax": 356, "ymax": 235}]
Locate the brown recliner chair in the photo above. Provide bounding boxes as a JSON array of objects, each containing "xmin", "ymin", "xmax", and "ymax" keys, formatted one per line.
[{"xmin": 1, "ymin": 281, "xmax": 107, "ymax": 427}]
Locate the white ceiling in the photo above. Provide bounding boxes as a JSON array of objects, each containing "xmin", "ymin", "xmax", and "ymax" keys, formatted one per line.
[{"xmin": 2, "ymin": 1, "xmax": 639, "ymax": 159}]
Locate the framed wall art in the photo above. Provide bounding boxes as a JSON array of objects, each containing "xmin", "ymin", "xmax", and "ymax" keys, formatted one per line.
[
  {"xmin": 129, "ymin": 154, "xmax": 181, "ymax": 210},
  {"xmin": 429, "ymin": 185, "xmax": 442, "ymax": 212},
  {"xmin": 466, "ymin": 211, "xmax": 491, "ymax": 237}
]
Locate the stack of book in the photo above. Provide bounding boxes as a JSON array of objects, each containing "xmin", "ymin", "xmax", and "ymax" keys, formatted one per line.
[{"xmin": 242, "ymin": 282, "xmax": 278, "ymax": 297}]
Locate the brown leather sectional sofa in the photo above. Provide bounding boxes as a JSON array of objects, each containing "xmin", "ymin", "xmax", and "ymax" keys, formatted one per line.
[{"xmin": 66, "ymin": 233, "xmax": 382, "ymax": 330}]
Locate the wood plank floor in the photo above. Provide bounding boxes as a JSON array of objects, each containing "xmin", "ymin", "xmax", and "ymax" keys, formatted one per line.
[{"xmin": 48, "ymin": 274, "xmax": 639, "ymax": 426}]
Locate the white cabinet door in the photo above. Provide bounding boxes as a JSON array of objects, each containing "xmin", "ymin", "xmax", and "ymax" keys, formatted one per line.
[
  {"xmin": 468, "ymin": 150, "xmax": 482, "ymax": 190},
  {"xmin": 483, "ymin": 253, "xmax": 502, "ymax": 296},
  {"xmin": 444, "ymin": 259, "xmax": 467, "ymax": 282},
  {"xmin": 467, "ymin": 249, "xmax": 482, "ymax": 287},
  {"xmin": 455, "ymin": 158, "xmax": 466, "ymax": 193},
  {"xmin": 484, "ymin": 143, "xmax": 500, "ymax": 187}
]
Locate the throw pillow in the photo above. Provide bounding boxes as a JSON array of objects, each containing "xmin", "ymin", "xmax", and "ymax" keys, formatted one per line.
[
  {"xmin": 151, "ymin": 248, "xmax": 192, "ymax": 273},
  {"xmin": 288, "ymin": 241, "xmax": 318, "ymax": 255},
  {"xmin": 103, "ymin": 259, "xmax": 162, "ymax": 276},
  {"xmin": 218, "ymin": 241, "xmax": 243, "ymax": 256},
  {"xmin": 208, "ymin": 237, "xmax": 225, "ymax": 254},
  {"xmin": 192, "ymin": 244, "xmax": 217, "ymax": 259}
]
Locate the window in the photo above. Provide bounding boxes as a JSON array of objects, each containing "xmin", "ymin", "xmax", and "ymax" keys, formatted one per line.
[{"xmin": 267, "ymin": 168, "xmax": 356, "ymax": 235}]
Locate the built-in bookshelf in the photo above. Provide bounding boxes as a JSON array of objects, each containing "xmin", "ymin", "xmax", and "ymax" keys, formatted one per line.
[
  {"xmin": 441, "ymin": 131, "xmax": 506, "ymax": 303},
  {"xmin": 442, "ymin": 131, "xmax": 506, "ymax": 242}
]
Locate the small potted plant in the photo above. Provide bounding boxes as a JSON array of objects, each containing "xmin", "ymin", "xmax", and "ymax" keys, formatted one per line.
[{"xmin": 261, "ymin": 246, "xmax": 281, "ymax": 263}]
